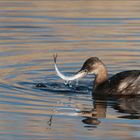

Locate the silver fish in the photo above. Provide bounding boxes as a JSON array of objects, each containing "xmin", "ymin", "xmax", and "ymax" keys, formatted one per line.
[{"xmin": 53, "ymin": 54, "xmax": 87, "ymax": 81}]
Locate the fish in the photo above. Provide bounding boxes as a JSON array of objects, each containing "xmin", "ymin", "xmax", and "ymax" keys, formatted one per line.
[{"xmin": 53, "ymin": 54, "xmax": 87, "ymax": 81}]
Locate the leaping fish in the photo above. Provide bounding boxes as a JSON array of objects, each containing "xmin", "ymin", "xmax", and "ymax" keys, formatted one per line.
[{"xmin": 53, "ymin": 54, "xmax": 87, "ymax": 81}]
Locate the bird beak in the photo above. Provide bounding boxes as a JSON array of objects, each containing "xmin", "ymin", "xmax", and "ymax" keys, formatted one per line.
[{"xmin": 75, "ymin": 68, "xmax": 88, "ymax": 79}]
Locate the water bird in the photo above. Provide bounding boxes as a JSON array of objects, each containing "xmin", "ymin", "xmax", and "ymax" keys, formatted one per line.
[{"xmin": 53, "ymin": 55, "xmax": 140, "ymax": 96}]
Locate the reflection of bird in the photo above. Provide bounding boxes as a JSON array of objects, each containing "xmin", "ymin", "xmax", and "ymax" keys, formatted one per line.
[
  {"xmin": 82, "ymin": 117, "xmax": 100, "ymax": 126},
  {"xmin": 81, "ymin": 101, "xmax": 107, "ymax": 126},
  {"xmin": 113, "ymin": 97, "xmax": 140, "ymax": 119},
  {"xmin": 94, "ymin": 97, "xmax": 140, "ymax": 120},
  {"xmin": 81, "ymin": 97, "xmax": 140, "ymax": 127},
  {"xmin": 76, "ymin": 57, "xmax": 140, "ymax": 96}
]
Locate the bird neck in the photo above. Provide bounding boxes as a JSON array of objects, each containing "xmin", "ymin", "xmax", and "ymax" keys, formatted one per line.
[{"xmin": 94, "ymin": 65, "xmax": 108, "ymax": 89}]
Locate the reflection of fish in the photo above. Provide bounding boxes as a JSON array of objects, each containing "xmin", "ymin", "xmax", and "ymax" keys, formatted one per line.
[{"xmin": 53, "ymin": 54, "xmax": 87, "ymax": 81}]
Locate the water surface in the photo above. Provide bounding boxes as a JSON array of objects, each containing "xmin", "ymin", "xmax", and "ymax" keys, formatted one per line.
[{"xmin": 0, "ymin": 0, "xmax": 140, "ymax": 140}]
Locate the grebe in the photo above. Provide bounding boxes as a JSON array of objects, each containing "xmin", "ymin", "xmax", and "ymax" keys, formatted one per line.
[{"xmin": 54, "ymin": 55, "xmax": 140, "ymax": 96}]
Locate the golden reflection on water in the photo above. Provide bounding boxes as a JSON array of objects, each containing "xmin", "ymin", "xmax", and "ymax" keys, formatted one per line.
[{"xmin": 0, "ymin": 0, "xmax": 140, "ymax": 140}]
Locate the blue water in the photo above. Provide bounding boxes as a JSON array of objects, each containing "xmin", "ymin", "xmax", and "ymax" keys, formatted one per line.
[{"xmin": 0, "ymin": 0, "xmax": 140, "ymax": 140}]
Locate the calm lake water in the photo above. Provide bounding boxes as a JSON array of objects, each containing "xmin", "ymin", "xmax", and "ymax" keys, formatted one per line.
[{"xmin": 0, "ymin": 0, "xmax": 140, "ymax": 140}]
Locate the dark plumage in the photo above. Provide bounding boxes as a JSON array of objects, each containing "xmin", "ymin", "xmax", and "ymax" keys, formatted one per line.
[{"xmin": 95, "ymin": 70, "xmax": 140, "ymax": 96}]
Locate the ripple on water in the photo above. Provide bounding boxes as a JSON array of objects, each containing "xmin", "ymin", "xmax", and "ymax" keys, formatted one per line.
[{"xmin": 0, "ymin": 0, "xmax": 140, "ymax": 139}]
